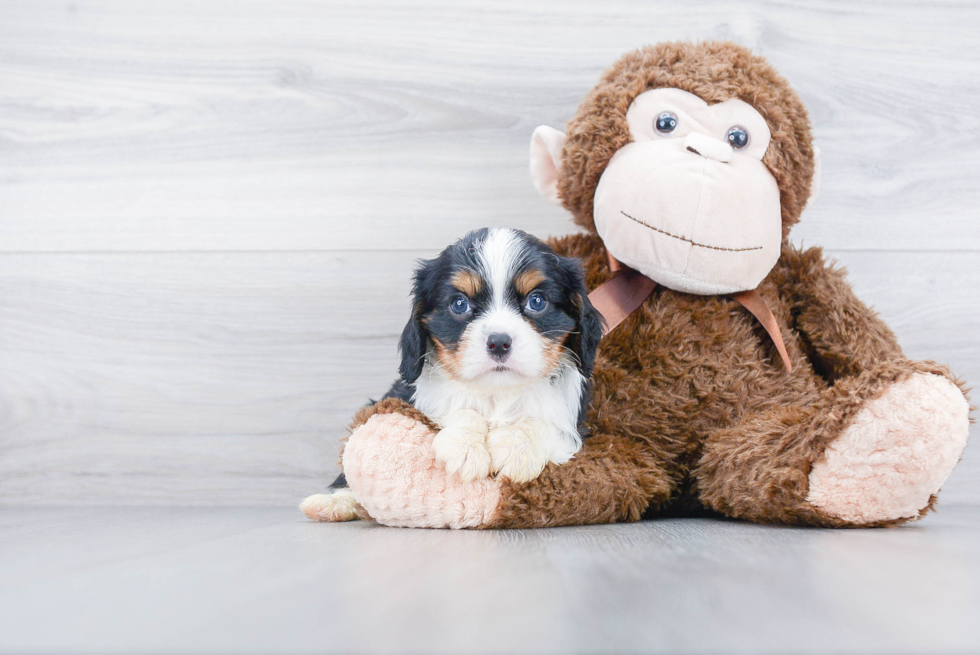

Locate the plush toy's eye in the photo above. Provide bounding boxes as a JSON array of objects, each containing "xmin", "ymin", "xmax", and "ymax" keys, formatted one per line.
[
  {"xmin": 525, "ymin": 292, "xmax": 548, "ymax": 313},
  {"xmin": 726, "ymin": 125, "xmax": 750, "ymax": 150},
  {"xmin": 450, "ymin": 296, "xmax": 471, "ymax": 315},
  {"xmin": 655, "ymin": 112, "xmax": 678, "ymax": 134}
]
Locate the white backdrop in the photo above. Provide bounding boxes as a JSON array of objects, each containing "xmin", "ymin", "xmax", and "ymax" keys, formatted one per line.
[{"xmin": 1, "ymin": 0, "xmax": 977, "ymax": 506}]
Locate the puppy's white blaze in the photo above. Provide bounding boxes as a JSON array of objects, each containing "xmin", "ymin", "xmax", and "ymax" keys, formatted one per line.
[
  {"xmin": 476, "ymin": 227, "xmax": 525, "ymax": 313},
  {"xmin": 464, "ymin": 228, "xmax": 543, "ymax": 382}
]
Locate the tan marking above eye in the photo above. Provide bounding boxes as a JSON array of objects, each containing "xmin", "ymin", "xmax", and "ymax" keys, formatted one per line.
[
  {"xmin": 515, "ymin": 269, "xmax": 546, "ymax": 296},
  {"xmin": 451, "ymin": 269, "xmax": 482, "ymax": 297}
]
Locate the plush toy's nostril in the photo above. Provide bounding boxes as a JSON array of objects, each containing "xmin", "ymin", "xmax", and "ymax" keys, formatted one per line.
[
  {"xmin": 486, "ymin": 333, "xmax": 512, "ymax": 360},
  {"xmin": 684, "ymin": 132, "xmax": 732, "ymax": 163}
]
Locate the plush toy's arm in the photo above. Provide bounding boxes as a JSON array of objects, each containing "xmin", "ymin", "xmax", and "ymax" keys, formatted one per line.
[
  {"xmin": 485, "ymin": 431, "xmax": 672, "ymax": 528},
  {"xmin": 340, "ymin": 397, "xmax": 673, "ymax": 529},
  {"xmin": 778, "ymin": 245, "xmax": 904, "ymax": 381}
]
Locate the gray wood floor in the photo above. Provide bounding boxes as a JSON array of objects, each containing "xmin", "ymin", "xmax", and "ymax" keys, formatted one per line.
[{"xmin": 2, "ymin": 505, "xmax": 980, "ymax": 654}]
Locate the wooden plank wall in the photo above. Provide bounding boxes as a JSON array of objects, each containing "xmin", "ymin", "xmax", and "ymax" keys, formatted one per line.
[{"xmin": 1, "ymin": 0, "xmax": 978, "ymax": 506}]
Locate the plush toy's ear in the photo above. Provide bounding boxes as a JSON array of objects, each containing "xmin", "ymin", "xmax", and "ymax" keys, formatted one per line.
[
  {"xmin": 803, "ymin": 145, "xmax": 821, "ymax": 212},
  {"xmin": 530, "ymin": 125, "xmax": 567, "ymax": 205}
]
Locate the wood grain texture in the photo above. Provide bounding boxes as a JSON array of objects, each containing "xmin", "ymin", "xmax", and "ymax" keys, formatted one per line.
[
  {"xmin": 1, "ymin": 0, "xmax": 979, "ymax": 252},
  {"xmin": 0, "ymin": 251, "xmax": 413, "ymax": 505},
  {"xmin": 2, "ymin": 506, "xmax": 980, "ymax": 653},
  {"xmin": 0, "ymin": 0, "xmax": 977, "ymax": 508},
  {"xmin": 1, "ymin": 250, "xmax": 977, "ymax": 505}
]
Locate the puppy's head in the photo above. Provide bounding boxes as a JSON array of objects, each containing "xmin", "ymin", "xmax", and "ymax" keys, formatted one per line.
[{"xmin": 399, "ymin": 228, "xmax": 603, "ymax": 388}]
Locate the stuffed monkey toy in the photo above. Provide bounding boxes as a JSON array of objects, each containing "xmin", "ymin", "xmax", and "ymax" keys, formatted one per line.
[{"xmin": 303, "ymin": 41, "xmax": 971, "ymax": 529}]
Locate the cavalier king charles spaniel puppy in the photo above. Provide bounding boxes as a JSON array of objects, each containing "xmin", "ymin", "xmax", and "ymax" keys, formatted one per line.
[{"xmin": 302, "ymin": 227, "xmax": 603, "ymax": 521}]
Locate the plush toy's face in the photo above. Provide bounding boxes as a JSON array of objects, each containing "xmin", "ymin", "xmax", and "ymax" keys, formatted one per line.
[
  {"xmin": 529, "ymin": 43, "xmax": 819, "ymax": 295},
  {"xmin": 592, "ymin": 89, "xmax": 782, "ymax": 295}
]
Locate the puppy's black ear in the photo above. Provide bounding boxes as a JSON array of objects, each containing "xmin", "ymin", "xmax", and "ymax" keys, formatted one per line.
[
  {"xmin": 397, "ymin": 304, "xmax": 427, "ymax": 384},
  {"xmin": 571, "ymin": 292, "xmax": 604, "ymax": 378},
  {"xmin": 397, "ymin": 258, "xmax": 436, "ymax": 383},
  {"xmin": 560, "ymin": 256, "xmax": 605, "ymax": 379}
]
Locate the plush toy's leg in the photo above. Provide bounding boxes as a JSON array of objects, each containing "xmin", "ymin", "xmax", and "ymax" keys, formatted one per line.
[
  {"xmin": 337, "ymin": 399, "xmax": 673, "ymax": 528},
  {"xmin": 696, "ymin": 360, "xmax": 971, "ymax": 527}
]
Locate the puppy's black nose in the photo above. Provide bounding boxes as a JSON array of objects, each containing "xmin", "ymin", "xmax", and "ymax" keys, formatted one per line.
[{"xmin": 486, "ymin": 333, "xmax": 512, "ymax": 361}]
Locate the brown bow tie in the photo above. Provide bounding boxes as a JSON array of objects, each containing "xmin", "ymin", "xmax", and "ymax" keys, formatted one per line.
[{"xmin": 588, "ymin": 254, "xmax": 793, "ymax": 373}]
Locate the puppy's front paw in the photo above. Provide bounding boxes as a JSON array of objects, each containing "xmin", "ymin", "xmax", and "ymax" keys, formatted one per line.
[
  {"xmin": 300, "ymin": 489, "xmax": 365, "ymax": 522},
  {"xmin": 433, "ymin": 409, "xmax": 491, "ymax": 482},
  {"xmin": 487, "ymin": 421, "xmax": 549, "ymax": 484}
]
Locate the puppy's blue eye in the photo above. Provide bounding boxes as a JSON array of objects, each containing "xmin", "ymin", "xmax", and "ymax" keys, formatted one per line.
[
  {"xmin": 450, "ymin": 297, "xmax": 471, "ymax": 315},
  {"xmin": 525, "ymin": 292, "xmax": 547, "ymax": 313}
]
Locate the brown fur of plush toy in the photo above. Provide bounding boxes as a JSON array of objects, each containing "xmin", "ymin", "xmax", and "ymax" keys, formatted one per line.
[
  {"xmin": 486, "ymin": 235, "xmax": 967, "ymax": 528},
  {"xmin": 480, "ymin": 42, "xmax": 970, "ymax": 528},
  {"xmin": 331, "ymin": 41, "xmax": 971, "ymax": 530},
  {"xmin": 350, "ymin": 397, "xmax": 438, "ymax": 433}
]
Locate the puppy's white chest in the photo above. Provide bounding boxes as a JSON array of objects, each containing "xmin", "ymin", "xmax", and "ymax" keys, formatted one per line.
[{"xmin": 414, "ymin": 363, "xmax": 584, "ymax": 469}]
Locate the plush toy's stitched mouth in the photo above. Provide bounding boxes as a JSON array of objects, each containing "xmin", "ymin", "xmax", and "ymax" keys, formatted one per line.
[{"xmin": 620, "ymin": 211, "xmax": 763, "ymax": 253}]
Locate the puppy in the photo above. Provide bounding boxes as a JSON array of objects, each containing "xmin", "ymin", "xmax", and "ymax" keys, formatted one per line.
[{"xmin": 301, "ymin": 227, "xmax": 603, "ymax": 522}]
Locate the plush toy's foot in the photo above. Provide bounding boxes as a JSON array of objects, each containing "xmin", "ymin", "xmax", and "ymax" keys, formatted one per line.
[
  {"xmin": 698, "ymin": 362, "xmax": 971, "ymax": 528},
  {"xmin": 807, "ymin": 372, "xmax": 970, "ymax": 524},
  {"xmin": 487, "ymin": 420, "xmax": 550, "ymax": 483},
  {"xmin": 300, "ymin": 489, "xmax": 366, "ymax": 522},
  {"xmin": 343, "ymin": 410, "xmax": 502, "ymax": 529}
]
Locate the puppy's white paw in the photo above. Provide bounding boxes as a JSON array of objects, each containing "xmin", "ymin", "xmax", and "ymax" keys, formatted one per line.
[
  {"xmin": 300, "ymin": 489, "xmax": 364, "ymax": 522},
  {"xmin": 433, "ymin": 409, "xmax": 491, "ymax": 482},
  {"xmin": 487, "ymin": 421, "xmax": 550, "ymax": 484}
]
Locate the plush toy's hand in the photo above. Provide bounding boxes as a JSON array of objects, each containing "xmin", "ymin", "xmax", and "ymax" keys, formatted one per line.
[
  {"xmin": 433, "ymin": 409, "xmax": 492, "ymax": 482},
  {"xmin": 341, "ymin": 401, "xmax": 502, "ymax": 529},
  {"xmin": 487, "ymin": 419, "xmax": 550, "ymax": 483}
]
